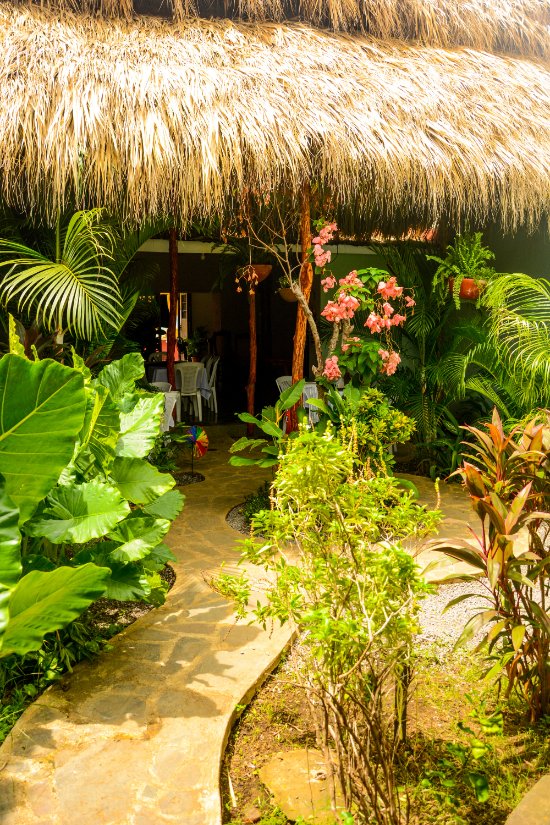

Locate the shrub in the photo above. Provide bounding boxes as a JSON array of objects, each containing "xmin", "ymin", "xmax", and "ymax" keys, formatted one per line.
[
  {"xmin": 431, "ymin": 409, "xmax": 550, "ymax": 722},
  {"xmin": 240, "ymin": 428, "xmax": 440, "ymax": 825}
]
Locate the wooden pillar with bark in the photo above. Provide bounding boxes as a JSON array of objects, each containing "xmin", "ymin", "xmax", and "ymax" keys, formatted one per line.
[
  {"xmin": 167, "ymin": 228, "xmax": 179, "ymax": 389},
  {"xmin": 287, "ymin": 183, "xmax": 313, "ymax": 432}
]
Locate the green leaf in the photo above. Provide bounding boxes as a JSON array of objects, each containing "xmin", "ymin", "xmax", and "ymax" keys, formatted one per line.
[
  {"xmin": 25, "ymin": 481, "xmax": 130, "ymax": 544},
  {"xmin": 94, "ymin": 352, "xmax": 145, "ymax": 405},
  {"xmin": 278, "ymin": 379, "xmax": 306, "ymax": 411},
  {"xmin": 110, "ymin": 457, "xmax": 175, "ymax": 504},
  {"xmin": 116, "ymin": 394, "xmax": 164, "ymax": 458},
  {"xmin": 530, "ymin": 601, "xmax": 550, "ymax": 637},
  {"xmin": 511, "ymin": 624, "xmax": 525, "ymax": 651},
  {"xmin": 0, "ymin": 564, "xmax": 109, "ymax": 658},
  {"xmin": 143, "ymin": 490, "xmax": 184, "ymax": 521},
  {"xmin": 8, "ymin": 316, "xmax": 25, "ymax": 357},
  {"xmin": 142, "ymin": 542, "xmax": 177, "ymax": 572},
  {"xmin": 428, "ymin": 540, "xmax": 486, "ymax": 571},
  {"xmin": 259, "ymin": 420, "xmax": 284, "ymax": 439},
  {"xmin": 78, "ymin": 384, "xmax": 120, "ymax": 473},
  {"xmin": 0, "ymin": 476, "xmax": 21, "ymax": 637},
  {"xmin": 108, "ymin": 516, "xmax": 170, "ymax": 562},
  {"xmin": 229, "ymin": 456, "xmax": 262, "ymax": 467},
  {"xmin": 0, "ymin": 354, "xmax": 87, "ymax": 523},
  {"xmin": 236, "ymin": 412, "xmax": 262, "ymax": 426},
  {"xmin": 229, "ymin": 437, "xmax": 266, "ymax": 453},
  {"xmin": 306, "ymin": 398, "xmax": 331, "ymax": 416},
  {"xmin": 468, "ymin": 772, "xmax": 489, "ymax": 803}
]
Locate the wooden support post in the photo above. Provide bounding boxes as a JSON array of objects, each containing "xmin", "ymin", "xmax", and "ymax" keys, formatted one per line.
[
  {"xmin": 246, "ymin": 288, "xmax": 257, "ymax": 437},
  {"xmin": 287, "ymin": 183, "xmax": 312, "ymax": 432},
  {"xmin": 167, "ymin": 228, "xmax": 179, "ymax": 389}
]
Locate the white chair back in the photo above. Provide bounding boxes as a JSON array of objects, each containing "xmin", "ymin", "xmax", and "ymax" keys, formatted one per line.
[
  {"xmin": 303, "ymin": 382, "xmax": 319, "ymax": 424},
  {"xmin": 276, "ymin": 375, "xmax": 292, "ymax": 394},
  {"xmin": 208, "ymin": 356, "xmax": 220, "ymax": 389},
  {"xmin": 175, "ymin": 363, "xmax": 201, "ymax": 394},
  {"xmin": 151, "ymin": 381, "xmax": 172, "ymax": 392}
]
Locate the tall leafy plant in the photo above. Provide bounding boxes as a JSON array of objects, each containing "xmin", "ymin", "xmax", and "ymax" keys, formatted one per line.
[
  {"xmin": 238, "ymin": 429, "xmax": 439, "ymax": 825},
  {"xmin": 431, "ymin": 410, "xmax": 550, "ymax": 722},
  {"xmin": 0, "ymin": 346, "xmax": 184, "ymax": 664}
]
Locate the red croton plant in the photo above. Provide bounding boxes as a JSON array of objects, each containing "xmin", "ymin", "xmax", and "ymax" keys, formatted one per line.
[{"xmin": 431, "ymin": 408, "xmax": 550, "ymax": 722}]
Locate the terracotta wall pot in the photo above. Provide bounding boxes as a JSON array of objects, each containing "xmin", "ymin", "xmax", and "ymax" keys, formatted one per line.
[
  {"xmin": 449, "ymin": 277, "xmax": 482, "ymax": 301},
  {"xmin": 278, "ymin": 287, "xmax": 298, "ymax": 302},
  {"xmin": 250, "ymin": 264, "xmax": 272, "ymax": 283}
]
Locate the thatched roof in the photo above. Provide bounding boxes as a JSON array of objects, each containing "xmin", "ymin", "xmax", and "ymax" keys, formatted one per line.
[
  {"xmin": 0, "ymin": 4, "xmax": 549, "ymax": 231},
  {"xmin": 16, "ymin": 0, "xmax": 550, "ymax": 60}
]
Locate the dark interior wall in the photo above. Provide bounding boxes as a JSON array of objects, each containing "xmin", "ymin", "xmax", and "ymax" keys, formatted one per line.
[{"xmin": 483, "ymin": 224, "xmax": 549, "ymax": 277}]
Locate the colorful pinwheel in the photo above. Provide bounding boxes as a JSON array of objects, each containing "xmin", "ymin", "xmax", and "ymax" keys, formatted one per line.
[{"xmin": 182, "ymin": 426, "xmax": 209, "ymax": 472}]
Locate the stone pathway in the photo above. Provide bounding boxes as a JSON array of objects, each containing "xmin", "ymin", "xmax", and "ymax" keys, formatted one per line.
[
  {"xmin": 0, "ymin": 425, "xmax": 289, "ymax": 825},
  {"xmin": 0, "ymin": 429, "xmax": 481, "ymax": 825}
]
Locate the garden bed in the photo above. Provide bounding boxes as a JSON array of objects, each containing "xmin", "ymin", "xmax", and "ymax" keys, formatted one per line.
[
  {"xmin": 0, "ymin": 564, "xmax": 176, "ymax": 745},
  {"xmin": 222, "ymin": 640, "xmax": 550, "ymax": 825}
]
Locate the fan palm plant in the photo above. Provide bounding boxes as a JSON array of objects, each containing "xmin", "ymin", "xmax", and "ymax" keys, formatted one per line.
[{"xmin": 0, "ymin": 210, "xmax": 123, "ymax": 342}]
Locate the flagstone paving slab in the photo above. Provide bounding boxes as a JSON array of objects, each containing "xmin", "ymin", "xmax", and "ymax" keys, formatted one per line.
[{"xmin": 0, "ymin": 428, "xmax": 480, "ymax": 825}]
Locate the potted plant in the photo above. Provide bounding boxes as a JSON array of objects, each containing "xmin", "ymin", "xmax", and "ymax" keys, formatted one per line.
[
  {"xmin": 182, "ymin": 327, "xmax": 207, "ymax": 361},
  {"xmin": 277, "ymin": 276, "xmax": 298, "ymax": 302},
  {"xmin": 428, "ymin": 232, "xmax": 495, "ymax": 309}
]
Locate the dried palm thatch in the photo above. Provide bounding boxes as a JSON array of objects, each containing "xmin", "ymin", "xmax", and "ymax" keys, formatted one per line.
[
  {"xmin": 14, "ymin": 0, "xmax": 550, "ymax": 60},
  {"xmin": 0, "ymin": 4, "xmax": 549, "ymax": 231}
]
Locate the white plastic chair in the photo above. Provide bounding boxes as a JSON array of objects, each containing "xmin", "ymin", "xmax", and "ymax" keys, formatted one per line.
[
  {"xmin": 175, "ymin": 363, "xmax": 202, "ymax": 421},
  {"xmin": 275, "ymin": 375, "xmax": 292, "ymax": 395},
  {"xmin": 204, "ymin": 356, "xmax": 220, "ymax": 416},
  {"xmin": 303, "ymin": 382, "xmax": 319, "ymax": 425},
  {"xmin": 151, "ymin": 382, "xmax": 181, "ymax": 427}
]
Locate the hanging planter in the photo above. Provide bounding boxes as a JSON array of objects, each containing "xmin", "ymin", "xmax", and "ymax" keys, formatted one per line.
[
  {"xmin": 278, "ymin": 287, "xmax": 298, "ymax": 302},
  {"xmin": 245, "ymin": 264, "xmax": 272, "ymax": 283},
  {"xmin": 448, "ymin": 277, "xmax": 485, "ymax": 302}
]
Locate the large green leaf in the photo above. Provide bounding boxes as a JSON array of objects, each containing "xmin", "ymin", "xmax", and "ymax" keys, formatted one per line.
[
  {"xmin": 25, "ymin": 481, "xmax": 130, "ymax": 544},
  {"xmin": 108, "ymin": 516, "xmax": 170, "ymax": 562},
  {"xmin": 79, "ymin": 547, "xmax": 149, "ymax": 601},
  {"xmin": 0, "ymin": 354, "xmax": 87, "ymax": 523},
  {"xmin": 78, "ymin": 384, "xmax": 120, "ymax": 474},
  {"xmin": 110, "ymin": 457, "xmax": 175, "ymax": 504},
  {"xmin": 116, "ymin": 394, "xmax": 164, "ymax": 458},
  {"xmin": 94, "ymin": 352, "xmax": 145, "ymax": 405},
  {"xmin": 278, "ymin": 379, "xmax": 306, "ymax": 411},
  {"xmin": 0, "ymin": 563, "xmax": 109, "ymax": 658},
  {"xmin": 143, "ymin": 490, "xmax": 185, "ymax": 520},
  {"xmin": 0, "ymin": 477, "xmax": 21, "ymax": 637}
]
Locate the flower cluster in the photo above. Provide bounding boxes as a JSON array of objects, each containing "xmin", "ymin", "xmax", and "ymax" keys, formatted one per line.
[
  {"xmin": 322, "ymin": 355, "xmax": 342, "ymax": 381},
  {"xmin": 378, "ymin": 349, "xmax": 401, "ymax": 376},
  {"xmin": 312, "ymin": 222, "xmax": 337, "ymax": 269},
  {"xmin": 321, "ymin": 292, "xmax": 360, "ymax": 322}
]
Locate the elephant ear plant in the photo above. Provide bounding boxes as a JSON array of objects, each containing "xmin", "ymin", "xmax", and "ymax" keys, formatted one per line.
[
  {"xmin": 430, "ymin": 409, "xmax": 550, "ymax": 722},
  {"xmin": 0, "ymin": 346, "xmax": 184, "ymax": 659}
]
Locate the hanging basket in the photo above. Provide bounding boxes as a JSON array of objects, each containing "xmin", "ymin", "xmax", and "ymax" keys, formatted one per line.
[
  {"xmin": 278, "ymin": 287, "xmax": 298, "ymax": 303},
  {"xmin": 448, "ymin": 277, "xmax": 483, "ymax": 301},
  {"xmin": 250, "ymin": 264, "xmax": 272, "ymax": 283}
]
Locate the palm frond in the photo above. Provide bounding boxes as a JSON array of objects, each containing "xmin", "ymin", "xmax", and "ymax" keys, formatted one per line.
[{"xmin": 0, "ymin": 211, "xmax": 123, "ymax": 339}]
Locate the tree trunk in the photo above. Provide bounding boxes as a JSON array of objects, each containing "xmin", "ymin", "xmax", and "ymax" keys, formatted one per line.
[
  {"xmin": 246, "ymin": 288, "xmax": 257, "ymax": 437},
  {"xmin": 287, "ymin": 182, "xmax": 312, "ymax": 432},
  {"xmin": 167, "ymin": 228, "xmax": 179, "ymax": 389}
]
